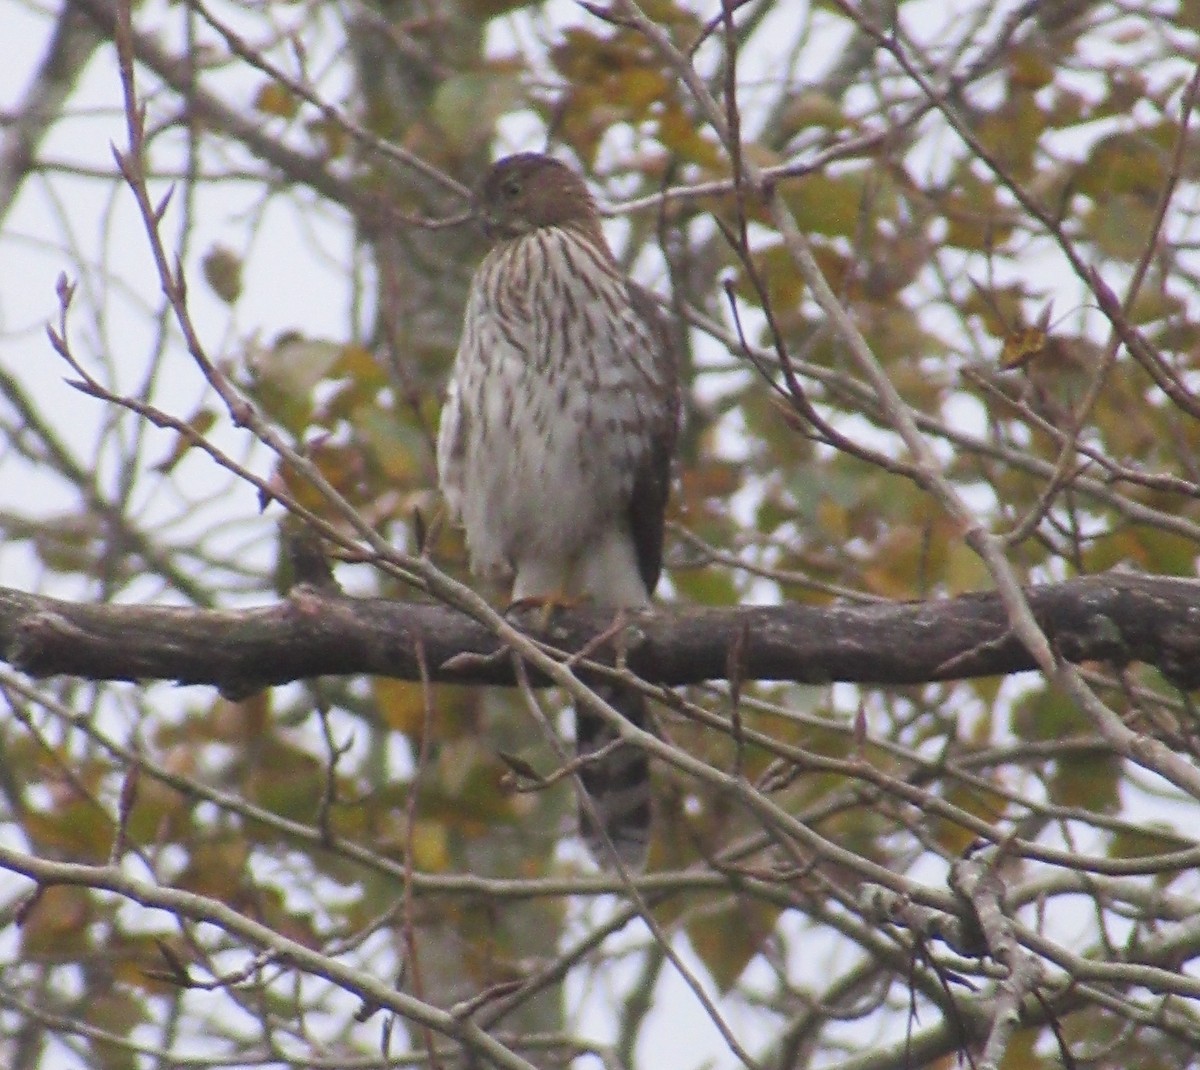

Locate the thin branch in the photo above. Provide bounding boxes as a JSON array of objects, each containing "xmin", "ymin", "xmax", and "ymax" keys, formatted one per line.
[{"xmin": 0, "ymin": 845, "xmax": 542, "ymax": 1070}]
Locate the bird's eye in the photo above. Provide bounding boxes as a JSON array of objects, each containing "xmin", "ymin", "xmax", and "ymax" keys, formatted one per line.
[{"xmin": 502, "ymin": 177, "xmax": 522, "ymax": 199}]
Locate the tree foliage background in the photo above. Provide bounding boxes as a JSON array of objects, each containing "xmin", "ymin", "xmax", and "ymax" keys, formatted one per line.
[{"xmin": 2, "ymin": 1, "xmax": 1200, "ymax": 1068}]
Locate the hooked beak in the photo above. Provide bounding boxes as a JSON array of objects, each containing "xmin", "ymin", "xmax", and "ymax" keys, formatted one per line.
[{"xmin": 477, "ymin": 203, "xmax": 527, "ymax": 241}]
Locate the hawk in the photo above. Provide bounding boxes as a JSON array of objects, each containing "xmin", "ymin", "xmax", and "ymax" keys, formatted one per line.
[{"xmin": 437, "ymin": 153, "xmax": 680, "ymax": 869}]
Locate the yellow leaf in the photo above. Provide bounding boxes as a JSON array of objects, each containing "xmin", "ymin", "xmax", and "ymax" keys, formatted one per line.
[
  {"xmin": 1008, "ymin": 46, "xmax": 1055, "ymax": 90},
  {"xmin": 153, "ymin": 407, "xmax": 217, "ymax": 474},
  {"xmin": 973, "ymin": 91, "xmax": 1046, "ymax": 180},
  {"xmin": 657, "ymin": 104, "xmax": 724, "ymax": 167},
  {"xmin": 244, "ymin": 740, "xmax": 324, "ymax": 817},
  {"xmin": 305, "ymin": 116, "xmax": 349, "ymax": 159},
  {"xmin": 964, "ymin": 280, "xmax": 1025, "ymax": 337},
  {"xmin": 84, "ymin": 987, "xmax": 150, "ymax": 1044},
  {"xmin": 618, "ymin": 67, "xmax": 668, "ymax": 111},
  {"xmin": 374, "ymin": 677, "xmax": 430, "ymax": 737},
  {"xmin": 353, "ymin": 404, "xmax": 425, "ymax": 484},
  {"xmin": 686, "ymin": 898, "xmax": 781, "ymax": 992},
  {"xmin": 334, "ymin": 342, "xmax": 387, "ymax": 383},
  {"xmin": 999, "ymin": 326, "xmax": 1049, "ymax": 370},
  {"xmin": 944, "ymin": 541, "xmax": 992, "ymax": 595},
  {"xmin": 778, "ymin": 90, "xmax": 846, "ymax": 136},
  {"xmin": 409, "ymin": 819, "xmax": 450, "ymax": 871},
  {"xmin": 21, "ymin": 886, "xmax": 92, "ymax": 961},
  {"xmin": 176, "ymin": 840, "xmax": 250, "ymax": 899},
  {"xmin": 439, "ymin": 736, "xmax": 490, "ymax": 797},
  {"xmin": 463, "ymin": 0, "xmax": 529, "ymax": 16},
  {"xmin": 1110, "ymin": 823, "xmax": 1190, "ymax": 890},
  {"xmin": 250, "ymin": 335, "xmax": 343, "ymax": 396},
  {"xmin": 930, "ymin": 781, "xmax": 1008, "ymax": 856},
  {"xmin": 995, "ymin": 1027, "xmax": 1042, "ymax": 1069},
  {"xmin": 254, "ymin": 81, "xmax": 299, "ymax": 120},
  {"xmin": 942, "ymin": 173, "xmax": 1014, "ymax": 250},
  {"xmin": 209, "ymin": 691, "xmax": 270, "ymax": 743}
]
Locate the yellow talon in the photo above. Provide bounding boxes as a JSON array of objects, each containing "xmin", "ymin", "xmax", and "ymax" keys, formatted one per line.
[{"xmin": 505, "ymin": 591, "xmax": 581, "ymax": 630}]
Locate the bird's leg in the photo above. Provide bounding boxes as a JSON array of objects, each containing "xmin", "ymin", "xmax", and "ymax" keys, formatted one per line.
[
  {"xmin": 565, "ymin": 607, "xmax": 629, "ymax": 669},
  {"xmin": 504, "ymin": 591, "xmax": 581, "ymax": 631},
  {"xmin": 506, "ymin": 556, "xmax": 581, "ymax": 626}
]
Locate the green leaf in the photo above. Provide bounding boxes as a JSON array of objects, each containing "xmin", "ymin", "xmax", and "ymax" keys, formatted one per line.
[
  {"xmin": 1049, "ymin": 752, "xmax": 1120, "ymax": 813},
  {"xmin": 1011, "ymin": 687, "xmax": 1087, "ymax": 742},
  {"xmin": 781, "ymin": 171, "xmax": 867, "ymax": 238},
  {"xmin": 201, "ymin": 244, "xmax": 242, "ymax": 304},
  {"xmin": 432, "ymin": 71, "xmax": 523, "ymax": 152},
  {"xmin": 1082, "ymin": 194, "xmax": 1159, "ymax": 260},
  {"xmin": 22, "ymin": 794, "xmax": 111, "ymax": 863},
  {"xmin": 1075, "ymin": 131, "xmax": 1168, "ymax": 201}
]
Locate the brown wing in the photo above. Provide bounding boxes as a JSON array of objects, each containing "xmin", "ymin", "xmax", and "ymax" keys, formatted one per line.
[{"xmin": 626, "ymin": 282, "xmax": 681, "ymax": 597}]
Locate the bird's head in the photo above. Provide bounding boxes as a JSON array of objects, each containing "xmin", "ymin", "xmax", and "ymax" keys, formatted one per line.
[{"xmin": 477, "ymin": 153, "xmax": 602, "ymax": 244}]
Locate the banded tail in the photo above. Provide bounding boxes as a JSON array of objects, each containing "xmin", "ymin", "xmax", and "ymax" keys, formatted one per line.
[{"xmin": 574, "ymin": 684, "xmax": 652, "ymax": 870}]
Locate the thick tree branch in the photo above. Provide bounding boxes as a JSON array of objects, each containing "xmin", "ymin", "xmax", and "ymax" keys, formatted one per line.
[{"xmin": 2, "ymin": 572, "xmax": 1198, "ymax": 697}]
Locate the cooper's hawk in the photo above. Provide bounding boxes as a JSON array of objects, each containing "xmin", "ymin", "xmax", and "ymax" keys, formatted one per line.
[{"xmin": 437, "ymin": 153, "xmax": 680, "ymax": 869}]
